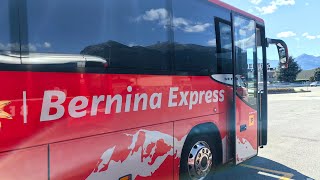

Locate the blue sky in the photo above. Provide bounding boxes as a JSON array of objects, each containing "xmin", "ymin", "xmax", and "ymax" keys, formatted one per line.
[{"xmin": 222, "ymin": 0, "xmax": 319, "ymax": 58}]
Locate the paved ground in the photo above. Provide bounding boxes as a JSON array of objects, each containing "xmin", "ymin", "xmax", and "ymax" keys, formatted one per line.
[{"xmin": 207, "ymin": 87, "xmax": 320, "ymax": 180}]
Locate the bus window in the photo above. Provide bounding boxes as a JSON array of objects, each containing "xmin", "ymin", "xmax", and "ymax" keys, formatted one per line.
[
  {"xmin": 172, "ymin": 0, "xmax": 223, "ymax": 75},
  {"xmin": 0, "ymin": 0, "xmax": 21, "ymax": 64},
  {"xmin": 216, "ymin": 20, "xmax": 232, "ymax": 74},
  {"xmin": 0, "ymin": 0, "xmax": 11, "ymax": 52},
  {"xmin": 234, "ymin": 15, "xmax": 257, "ymax": 108},
  {"xmin": 0, "ymin": 0, "xmax": 21, "ymax": 53},
  {"xmin": 24, "ymin": 0, "xmax": 171, "ymax": 71}
]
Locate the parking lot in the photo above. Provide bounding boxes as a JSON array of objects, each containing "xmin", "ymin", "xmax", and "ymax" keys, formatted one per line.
[{"xmin": 207, "ymin": 87, "xmax": 320, "ymax": 179}]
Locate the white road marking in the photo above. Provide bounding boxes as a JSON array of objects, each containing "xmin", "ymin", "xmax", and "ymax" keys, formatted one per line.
[
  {"xmin": 240, "ymin": 164, "xmax": 294, "ymax": 179},
  {"xmin": 258, "ymin": 171, "xmax": 294, "ymax": 180}
]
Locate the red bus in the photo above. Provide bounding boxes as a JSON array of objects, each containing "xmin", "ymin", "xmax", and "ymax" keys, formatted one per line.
[{"xmin": 0, "ymin": 0, "xmax": 288, "ymax": 179}]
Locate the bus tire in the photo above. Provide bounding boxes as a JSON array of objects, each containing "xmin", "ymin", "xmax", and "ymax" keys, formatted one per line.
[{"xmin": 179, "ymin": 133, "xmax": 219, "ymax": 180}]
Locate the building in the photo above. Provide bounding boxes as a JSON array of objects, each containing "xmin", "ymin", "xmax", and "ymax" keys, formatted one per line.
[{"xmin": 248, "ymin": 63, "xmax": 277, "ymax": 82}]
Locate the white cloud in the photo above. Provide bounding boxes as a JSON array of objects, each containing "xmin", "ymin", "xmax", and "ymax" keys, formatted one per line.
[
  {"xmin": 137, "ymin": 8, "xmax": 168, "ymax": 22},
  {"xmin": 235, "ymin": 34, "xmax": 256, "ymax": 49},
  {"xmin": 273, "ymin": 0, "xmax": 295, "ymax": 6},
  {"xmin": 302, "ymin": 32, "xmax": 320, "ymax": 40},
  {"xmin": 136, "ymin": 8, "xmax": 169, "ymax": 28},
  {"xmin": 277, "ymin": 31, "xmax": 296, "ymax": 38},
  {"xmin": 28, "ymin": 42, "xmax": 52, "ymax": 51},
  {"xmin": 233, "ymin": 17, "xmax": 247, "ymax": 27},
  {"xmin": 249, "ymin": 0, "xmax": 262, "ymax": 5},
  {"xmin": 184, "ymin": 23, "xmax": 211, "ymax": 33},
  {"xmin": 256, "ymin": 3, "xmax": 277, "ymax": 14},
  {"xmin": 0, "ymin": 42, "xmax": 51, "ymax": 52},
  {"xmin": 172, "ymin": 17, "xmax": 189, "ymax": 27},
  {"xmin": 307, "ymin": 36, "xmax": 317, "ymax": 40},
  {"xmin": 173, "ymin": 19, "xmax": 211, "ymax": 33},
  {"xmin": 256, "ymin": 0, "xmax": 295, "ymax": 14},
  {"xmin": 0, "ymin": 43, "xmax": 20, "ymax": 51},
  {"xmin": 239, "ymin": 29, "xmax": 247, "ymax": 36},
  {"xmin": 27, "ymin": 44, "xmax": 37, "ymax": 52},
  {"xmin": 207, "ymin": 39, "xmax": 216, "ymax": 46},
  {"xmin": 137, "ymin": 8, "xmax": 211, "ymax": 33},
  {"xmin": 44, "ymin": 42, "xmax": 51, "ymax": 48}
]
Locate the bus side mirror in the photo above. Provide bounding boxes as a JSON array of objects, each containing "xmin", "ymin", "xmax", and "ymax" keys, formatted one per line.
[{"xmin": 266, "ymin": 38, "xmax": 289, "ymax": 68}]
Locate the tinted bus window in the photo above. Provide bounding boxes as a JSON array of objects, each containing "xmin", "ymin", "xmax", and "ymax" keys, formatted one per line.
[
  {"xmin": 0, "ymin": 0, "xmax": 21, "ymax": 65},
  {"xmin": 216, "ymin": 20, "xmax": 232, "ymax": 74},
  {"xmin": 0, "ymin": 0, "xmax": 18, "ymax": 53},
  {"xmin": 234, "ymin": 15, "xmax": 257, "ymax": 108},
  {"xmin": 172, "ymin": 0, "xmax": 218, "ymax": 74},
  {"xmin": 25, "ymin": 0, "xmax": 170, "ymax": 71}
]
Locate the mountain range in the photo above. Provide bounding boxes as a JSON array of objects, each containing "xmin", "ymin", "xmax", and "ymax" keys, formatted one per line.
[
  {"xmin": 80, "ymin": 40, "xmax": 320, "ymax": 71},
  {"xmin": 80, "ymin": 40, "xmax": 228, "ymax": 73},
  {"xmin": 267, "ymin": 54, "xmax": 320, "ymax": 70},
  {"xmin": 294, "ymin": 54, "xmax": 320, "ymax": 70}
]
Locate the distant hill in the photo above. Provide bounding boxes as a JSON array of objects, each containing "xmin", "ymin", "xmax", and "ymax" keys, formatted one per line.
[
  {"xmin": 82, "ymin": 40, "xmax": 320, "ymax": 72},
  {"xmin": 266, "ymin": 54, "xmax": 320, "ymax": 70},
  {"xmin": 295, "ymin": 54, "xmax": 320, "ymax": 70},
  {"xmin": 80, "ymin": 40, "xmax": 219, "ymax": 72},
  {"xmin": 80, "ymin": 40, "xmax": 169, "ymax": 69}
]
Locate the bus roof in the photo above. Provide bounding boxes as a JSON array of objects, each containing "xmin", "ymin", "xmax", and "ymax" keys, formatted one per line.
[{"xmin": 209, "ymin": 0, "xmax": 264, "ymax": 24}]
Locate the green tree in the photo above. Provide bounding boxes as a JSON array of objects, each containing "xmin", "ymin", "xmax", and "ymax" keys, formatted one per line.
[
  {"xmin": 277, "ymin": 56, "xmax": 302, "ymax": 82},
  {"xmin": 313, "ymin": 67, "xmax": 320, "ymax": 81},
  {"xmin": 310, "ymin": 76, "xmax": 315, "ymax": 82}
]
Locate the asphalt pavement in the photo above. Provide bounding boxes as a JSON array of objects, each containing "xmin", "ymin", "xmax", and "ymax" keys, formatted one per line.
[{"xmin": 206, "ymin": 87, "xmax": 320, "ymax": 180}]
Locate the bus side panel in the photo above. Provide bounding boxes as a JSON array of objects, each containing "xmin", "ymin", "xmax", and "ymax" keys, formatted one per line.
[
  {"xmin": 0, "ymin": 145, "xmax": 48, "ymax": 179},
  {"xmin": 0, "ymin": 72, "xmax": 228, "ymax": 153},
  {"xmin": 50, "ymin": 123, "xmax": 174, "ymax": 180},
  {"xmin": 173, "ymin": 114, "xmax": 228, "ymax": 180}
]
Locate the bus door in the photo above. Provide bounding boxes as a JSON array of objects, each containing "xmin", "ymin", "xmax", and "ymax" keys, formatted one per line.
[
  {"xmin": 232, "ymin": 14, "xmax": 258, "ymax": 164},
  {"xmin": 257, "ymin": 26, "xmax": 268, "ymax": 147}
]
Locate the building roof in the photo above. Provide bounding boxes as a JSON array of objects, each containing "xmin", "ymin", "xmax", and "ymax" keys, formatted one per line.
[{"xmin": 297, "ymin": 69, "xmax": 316, "ymax": 80}]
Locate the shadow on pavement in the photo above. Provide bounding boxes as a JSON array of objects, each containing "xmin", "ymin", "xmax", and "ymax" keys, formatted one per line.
[{"xmin": 206, "ymin": 156, "xmax": 314, "ymax": 180}]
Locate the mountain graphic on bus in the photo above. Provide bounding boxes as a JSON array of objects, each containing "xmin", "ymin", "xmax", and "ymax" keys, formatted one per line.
[{"xmin": 87, "ymin": 130, "xmax": 186, "ymax": 180}]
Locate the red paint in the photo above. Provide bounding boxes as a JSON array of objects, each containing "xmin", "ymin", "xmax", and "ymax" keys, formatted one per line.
[
  {"xmin": 236, "ymin": 96, "xmax": 258, "ymax": 149},
  {"xmin": 148, "ymin": 139, "xmax": 172, "ymax": 165},
  {"xmin": 0, "ymin": 145, "xmax": 48, "ymax": 180},
  {"xmin": 0, "ymin": 72, "xmax": 228, "ymax": 153},
  {"xmin": 0, "ymin": 71, "xmax": 257, "ymax": 179},
  {"xmin": 235, "ymin": 95, "xmax": 258, "ymax": 164}
]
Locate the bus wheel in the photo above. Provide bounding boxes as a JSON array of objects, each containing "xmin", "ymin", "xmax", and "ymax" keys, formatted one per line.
[{"xmin": 179, "ymin": 134, "xmax": 218, "ymax": 180}]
